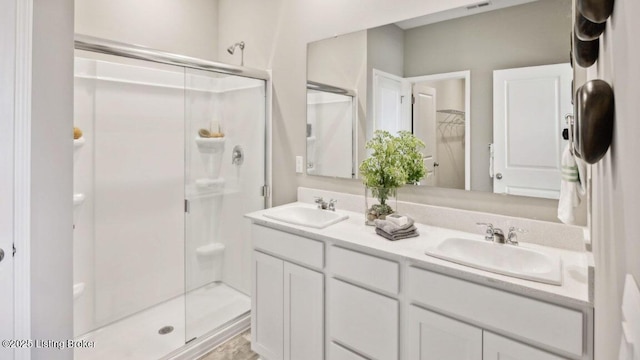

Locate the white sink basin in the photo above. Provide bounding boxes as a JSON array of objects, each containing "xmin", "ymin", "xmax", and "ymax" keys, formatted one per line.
[
  {"xmin": 425, "ymin": 237, "xmax": 562, "ymax": 285},
  {"xmin": 263, "ymin": 206, "xmax": 349, "ymax": 229}
]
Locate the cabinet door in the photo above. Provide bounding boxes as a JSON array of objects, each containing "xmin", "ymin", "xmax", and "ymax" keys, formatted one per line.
[
  {"xmin": 252, "ymin": 251, "xmax": 284, "ymax": 360},
  {"xmin": 407, "ymin": 305, "xmax": 482, "ymax": 360},
  {"xmin": 284, "ymin": 262, "xmax": 324, "ymax": 360},
  {"xmin": 483, "ymin": 332, "xmax": 568, "ymax": 360}
]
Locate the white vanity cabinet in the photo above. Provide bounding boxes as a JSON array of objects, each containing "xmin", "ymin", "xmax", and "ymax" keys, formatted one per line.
[
  {"xmin": 406, "ymin": 305, "xmax": 569, "ymax": 360},
  {"xmin": 249, "ymin": 222, "xmax": 592, "ymax": 360},
  {"xmin": 251, "ymin": 225, "xmax": 325, "ymax": 360},
  {"xmin": 327, "ymin": 246, "xmax": 400, "ymax": 360},
  {"xmin": 406, "ymin": 266, "xmax": 583, "ymax": 360}
]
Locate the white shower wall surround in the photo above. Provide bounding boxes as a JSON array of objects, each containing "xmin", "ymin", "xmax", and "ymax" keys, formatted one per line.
[{"xmin": 73, "ymin": 56, "xmax": 265, "ymax": 342}]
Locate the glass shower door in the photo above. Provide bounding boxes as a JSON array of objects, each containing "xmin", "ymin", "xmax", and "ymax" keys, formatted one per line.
[
  {"xmin": 73, "ymin": 53, "xmax": 187, "ymax": 360},
  {"xmin": 184, "ymin": 68, "xmax": 266, "ymax": 341}
]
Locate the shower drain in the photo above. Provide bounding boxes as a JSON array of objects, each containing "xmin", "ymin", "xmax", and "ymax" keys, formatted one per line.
[{"xmin": 158, "ymin": 326, "xmax": 174, "ymax": 335}]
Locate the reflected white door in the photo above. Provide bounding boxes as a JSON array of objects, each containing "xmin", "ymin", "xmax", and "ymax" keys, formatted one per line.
[
  {"xmin": 1, "ymin": 0, "xmax": 15, "ymax": 357},
  {"xmin": 493, "ymin": 63, "xmax": 572, "ymax": 199},
  {"xmin": 372, "ymin": 69, "xmax": 411, "ymax": 135},
  {"xmin": 413, "ymin": 84, "xmax": 437, "ymax": 186}
]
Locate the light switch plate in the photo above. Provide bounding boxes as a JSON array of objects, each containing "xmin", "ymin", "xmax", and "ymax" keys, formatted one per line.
[{"xmin": 295, "ymin": 156, "xmax": 304, "ymax": 173}]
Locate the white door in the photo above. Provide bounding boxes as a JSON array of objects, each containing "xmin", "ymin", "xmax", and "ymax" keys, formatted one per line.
[
  {"xmin": 406, "ymin": 305, "xmax": 482, "ymax": 360},
  {"xmin": 412, "ymin": 84, "xmax": 437, "ymax": 186},
  {"xmin": 372, "ymin": 69, "xmax": 411, "ymax": 135},
  {"xmin": 483, "ymin": 332, "xmax": 568, "ymax": 360},
  {"xmin": 252, "ymin": 251, "xmax": 284, "ymax": 360},
  {"xmin": 0, "ymin": 0, "xmax": 15, "ymax": 357},
  {"xmin": 284, "ymin": 262, "xmax": 323, "ymax": 360},
  {"xmin": 493, "ymin": 63, "xmax": 572, "ymax": 199}
]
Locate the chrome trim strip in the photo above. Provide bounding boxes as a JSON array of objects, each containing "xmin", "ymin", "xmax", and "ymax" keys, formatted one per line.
[
  {"xmin": 307, "ymin": 80, "xmax": 356, "ymax": 97},
  {"xmin": 74, "ymin": 34, "xmax": 270, "ymax": 80}
]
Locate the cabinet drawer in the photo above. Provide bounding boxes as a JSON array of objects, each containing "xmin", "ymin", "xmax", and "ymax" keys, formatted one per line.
[
  {"xmin": 252, "ymin": 224, "xmax": 324, "ymax": 269},
  {"xmin": 484, "ymin": 332, "xmax": 568, "ymax": 360},
  {"xmin": 330, "ymin": 246, "xmax": 399, "ymax": 295},
  {"xmin": 329, "ymin": 278, "xmax": 398, "ymax": 360},
  {"xmin": 407, "ymin": 267, "xmax": 583, "ymax": 358},
  {"xmin": 330, "ymin": 342, "xmax": 368, "ymax": 360}
]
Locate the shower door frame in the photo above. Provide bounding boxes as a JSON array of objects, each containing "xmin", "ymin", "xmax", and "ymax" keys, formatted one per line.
[
  {"xmin": 72, "ymin": 34, "xmax": 273, "ymax": 358},
  {"xmin": 74, "ymin": 33, "xmax": 272, "ymax": 209}
]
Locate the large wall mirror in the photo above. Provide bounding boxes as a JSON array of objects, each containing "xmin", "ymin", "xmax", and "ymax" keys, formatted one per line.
[{"xmin": 306, "ymin": 0, "xmax": 573, "ymax": 200}]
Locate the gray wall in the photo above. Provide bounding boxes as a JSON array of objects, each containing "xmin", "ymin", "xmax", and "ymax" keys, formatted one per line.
[
  {"xmin": 32, "ymin": 0, "xmax": 74, "ymax": 358},
  {"xmin": 592, "ymin": 0, "xmax": 640, "ymax": 357},
  {"xmin": 404, "ymin": 0, "xmax": 572, "ymax": 192},
  {"xmin": 75, "ymin": 0, "xmax": 219, "ymax": 61}
]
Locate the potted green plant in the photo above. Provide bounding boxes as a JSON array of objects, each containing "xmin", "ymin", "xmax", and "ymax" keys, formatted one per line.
[{"xmin": 360, "ymin": 130, "xmax": 426, "ymax": 225}]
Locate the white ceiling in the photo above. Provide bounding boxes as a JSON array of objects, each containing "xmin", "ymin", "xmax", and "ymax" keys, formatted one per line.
[{"xmin": 394, "ymin": 0, "xmax": 538, "ymax": 30}]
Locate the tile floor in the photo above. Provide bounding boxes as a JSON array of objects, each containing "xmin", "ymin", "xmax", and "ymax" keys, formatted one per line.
[{"xmin": 199, "ymin": 330, "xmax": 258, "ymax": 360}]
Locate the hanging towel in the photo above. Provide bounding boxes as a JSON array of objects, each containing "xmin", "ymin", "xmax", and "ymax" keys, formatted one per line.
[{"xmin": 558, "ymin": 144, "xmax": 587, "ymax": 224}]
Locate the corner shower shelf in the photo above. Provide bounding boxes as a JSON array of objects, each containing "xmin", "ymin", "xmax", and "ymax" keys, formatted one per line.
[
  {"xmin": 74, "ymin": 137, "xmax": 86, "ymax": 149},
  {"xmin": 196, "ymin": 243, "xmax": 225, "ymax": 257},
  {"xmin": 73, "ymin": 283, "xmax": 86, "ymax": 300},
  {"xmin": 195, "ymin": 136, "xmax": 226, "ymax": 154},
  {"xmin": 195, "ymin": 178, "xmax": 225, "ymax": 192},
  {"xmin": 73, "ymin": 193, "xmax": 86, "ymax": 207}
]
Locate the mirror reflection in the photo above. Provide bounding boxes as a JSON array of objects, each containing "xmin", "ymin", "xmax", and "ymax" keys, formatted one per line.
[
  {"xmin": 306, "ymin": 82, "xmax": 357, "ymax": 178},
  {"xmin": 306, "ymin": 0, "xmax": 572, "ymax": 199}
]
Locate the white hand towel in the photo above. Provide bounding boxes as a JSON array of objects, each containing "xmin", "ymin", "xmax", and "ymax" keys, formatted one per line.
[{"xmin": 558, "ymin": 144, "xmax": 587, "ymax": 224}]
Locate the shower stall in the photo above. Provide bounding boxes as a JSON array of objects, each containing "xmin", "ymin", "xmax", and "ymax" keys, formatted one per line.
[{"xmin": 72, "ymin": 36, "xmax": 269, "ymax": 360}]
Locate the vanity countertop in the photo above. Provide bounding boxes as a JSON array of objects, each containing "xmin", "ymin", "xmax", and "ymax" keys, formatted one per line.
[{"xmin": 246, "ymin": 202, "xmax": 593, "ymax": 309}]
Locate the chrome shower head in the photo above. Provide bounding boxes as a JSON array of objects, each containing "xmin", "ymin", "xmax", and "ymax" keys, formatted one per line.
[
  {"xmin": 227, "ymin": 41, "xmax": 245, "ymax": 55},
  {"xmin": 226, "ymin": 41, "xmax": 245, "ymax": 65}
]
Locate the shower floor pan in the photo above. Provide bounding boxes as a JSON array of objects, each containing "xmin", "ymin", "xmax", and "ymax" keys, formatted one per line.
[{"xmin": 74, "ymin": 283, "xmax": 250, "ymax": 360}]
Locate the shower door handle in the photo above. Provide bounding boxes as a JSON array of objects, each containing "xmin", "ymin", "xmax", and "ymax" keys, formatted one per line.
[{"xmin": 0, "ymin": 248, "xmax": 4, "ymax": 262}]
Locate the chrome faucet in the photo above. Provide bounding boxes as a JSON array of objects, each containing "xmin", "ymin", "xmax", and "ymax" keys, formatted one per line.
[
  {"xmin": 477, "ymin": 223, "xmax": 526, "ymax": 245},
  {"xmin": 314, "ymin": 197, "xmax": 337, "ymax": 211}
]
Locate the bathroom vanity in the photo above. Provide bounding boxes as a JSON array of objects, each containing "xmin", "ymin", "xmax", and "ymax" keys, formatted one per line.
[{"xmin": 245, "ymin": 201, "xmax": 593, "ymax": 360}]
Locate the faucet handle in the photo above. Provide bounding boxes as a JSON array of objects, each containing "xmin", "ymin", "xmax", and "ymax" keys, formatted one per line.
[
  {"xmin": 314, "ymin": 196, "xmax": 324, "ymax": 203},
  {"xmin": 507, "ymin": 226, "xmax": 527, "ymax": 245},
  {"xmin": 476, "ymin": 222, "xmax": 495, "ymax": 241}
]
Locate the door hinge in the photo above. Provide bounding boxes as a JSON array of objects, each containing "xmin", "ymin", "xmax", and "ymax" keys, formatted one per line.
[
  {"xmin": 261, "ymin": 185, "xmax": 271, "ymax": 198},
  {"xmin": 13, "ymin": 243, "xmax": 16, "ymax": 257},
  {"xmin": 411, "ymin": 95, "xmax": 415, "ymax": 104},
  {"xmin": 184, "ymin": 199, "xmax": 190, "ymax": 213}
]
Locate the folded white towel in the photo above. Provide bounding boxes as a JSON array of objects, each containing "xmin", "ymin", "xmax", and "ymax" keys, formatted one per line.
[{"xmin": 558, "ymin": 144, "xmax": 587, "ymax": 224}]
